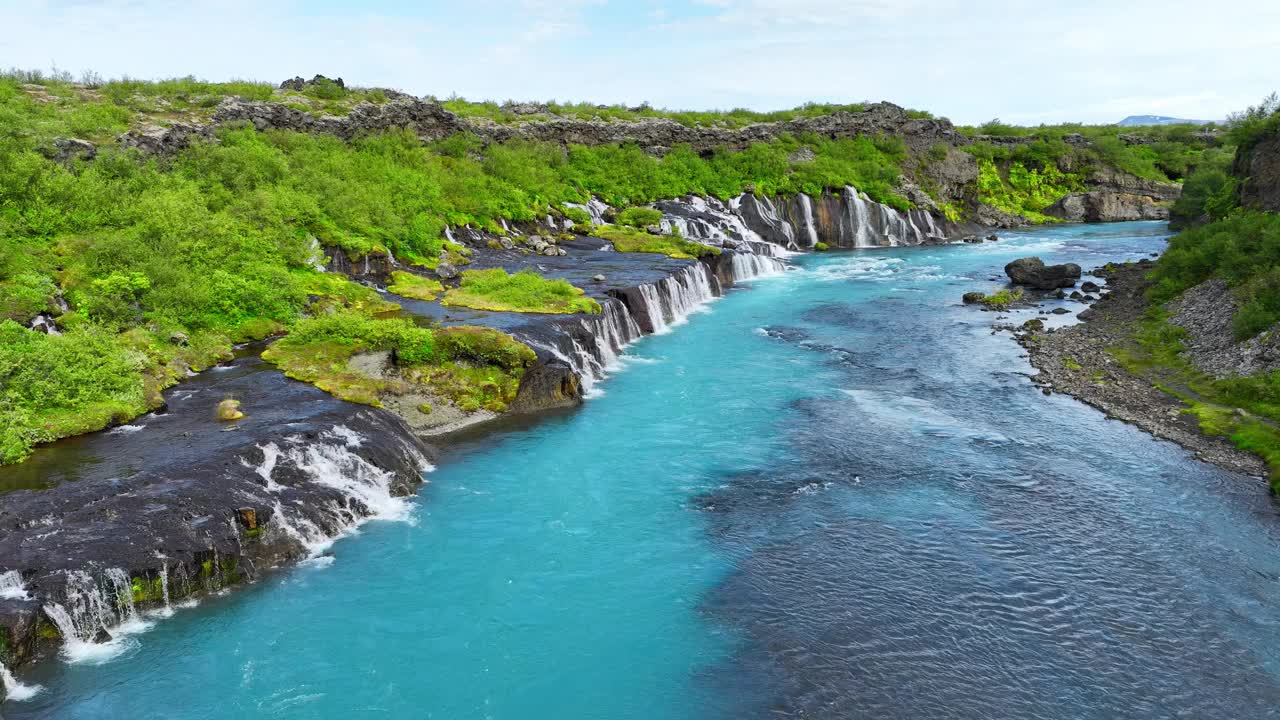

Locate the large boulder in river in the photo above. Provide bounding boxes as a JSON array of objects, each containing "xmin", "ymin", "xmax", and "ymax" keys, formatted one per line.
[{"xmin": 1004, "ymin": 257, "xmax": 1081, "ymax": 289}]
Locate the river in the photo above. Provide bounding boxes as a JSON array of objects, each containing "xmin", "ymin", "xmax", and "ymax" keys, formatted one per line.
[{"xmin": 9, "ymin": 221, "xmax": 1280, "ymax": 719}]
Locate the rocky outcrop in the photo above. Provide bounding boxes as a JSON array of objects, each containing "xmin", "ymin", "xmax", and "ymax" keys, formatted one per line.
[
  {"xmin": 323, "ymin": 245, "xmax": 396, "ymax": 285},
  {"xmin": 123, "ymin": 96, "xmax": 962, "ymax": 165},
  {"xmin": 1234, "ymin": 125, "xmax": 1280, "ymax": 212},
  {"xmin": 0, "ymin": 358, "xmax": 433, "ymax": 671},
  {"xmin": 1045, "ymin": 191, "xmax": 1170, "ymax": 222},
  {"xmin": 39, "ymin": 137, "xmax": 97, "ymax": 164},
  {"xmin": 1084, "ymin": 166, "xmax": 1181, "ymax": 202},
  {"xmin": 1004, "ymin": 257, "xmax": 1081, "ymax": 289},
  {"xmin": 1169, "ymin": 278, "xmax": 1280, "ymax": 377}
]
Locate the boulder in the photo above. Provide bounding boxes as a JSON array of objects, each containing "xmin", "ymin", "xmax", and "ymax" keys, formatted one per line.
[
  {"xmin": 592, "ymin": 274, "xmax": 607, "ymax": 282},
  {"xmin": 1081, "ymin": 281, "xmax": 1101, "ymax": 293},
  {"xmin": 1004, "ymin": 257, "xmax": 1081, "ymax": 289},
  {"xmin": 1051, "ymin": 307, "xmax": 1071, "ymax": 315},
  {"xmin": 435, "ymin": 262, "xmax": 459, "ymax": 280},
  {"xmin": 962, "ymin": 292, "xmax": 987, "ymax": 304},
  {"xmin": 40, "ymin": 137, "xmax": 97, "ymax": 164}
]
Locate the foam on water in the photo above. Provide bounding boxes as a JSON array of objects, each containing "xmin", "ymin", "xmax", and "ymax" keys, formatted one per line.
[
  {"xmin": 108, "ymin": 424, "xmax": 146, "ymax": 434},
  {"xmin": 0, "ymin": 570, "xmax": 29, "ymax": 600},
  {"xmin": 1, "ymin": 664, "xmax": 42, "ymax": 702}
]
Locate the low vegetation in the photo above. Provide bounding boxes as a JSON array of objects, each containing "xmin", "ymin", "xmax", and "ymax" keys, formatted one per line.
[
  {"xmin": 592, "ymin": 226, "xmax": 721, "ymax": 259},
  {"xmin": 441, "ymin": 269, "xmax": 600, "ymax": 314},
  {"xmin": 261, "ymin": 312, "xmax": 536, "ymax": 412},
  {"xmin": 386, "ymin": 271, "xmax": 444, "ymax": 301},
  {"xmin": 1108, "ymin": 309, "xmax": 1280, "ymax": 489},
  {"xmin": 973, "ymin": 159, "xmax": 1081, "ymax": 222},
  {"xmin": 440, "ymin": 98, "xmax": 874, "ymax": 129}
]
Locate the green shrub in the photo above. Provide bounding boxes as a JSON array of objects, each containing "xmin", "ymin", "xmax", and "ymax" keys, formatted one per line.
[
  {"xmin": 617, "ymin": 206, "xmax": 663, "ymax": 228},
  {"xmin": 562, "ymin": 206, "xmax": 592, "ymax": 224},
  {"xmin": 387, "ymin": 271, "xmax": 444, "ymax": 300}
]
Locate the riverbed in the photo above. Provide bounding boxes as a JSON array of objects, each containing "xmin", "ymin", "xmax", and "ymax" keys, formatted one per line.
[{"xmin": 9, "ymin": 222, "xmax": 1280, "ymax": 719}]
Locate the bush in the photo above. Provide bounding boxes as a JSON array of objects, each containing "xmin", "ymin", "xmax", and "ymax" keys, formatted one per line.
[{"xmin": 617, "ymin": 206, "xmax": 663, "ymax": 228}]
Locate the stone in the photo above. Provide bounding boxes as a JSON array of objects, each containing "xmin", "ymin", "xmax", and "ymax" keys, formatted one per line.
[
  {"xmin": 542, "ymin": 247, "xmax": 558, "ymax": 256},
  {"xmin": 1081, "ymin": 281, "xmax": 1101, "ymax": 293},
  {"xmin": 986, "ymin": 234, "xmax": 999, "ymax": 242},
  {"xmin": 644, "ymin": 224, "xmax": 663, "ymax": 235},
  {"xmin": 435, "ymin": 262, "xmax": 459, "ymax": 280},
  {"xmin": 1021, "ymin": 318, "xmax": 1045, "ymax": 332},
  {"xmin": 962, "ymin": 292, "xmax": 987, "ymax": 304},
  {"xmin": 1070, "ymin": 291, "xmax": 1084, "ymax": 299},
  {"xmin": 236, "ymin": 507, "xmax": 258, "ymax": 530},
  {"xmin": 498, "ymin": 238, "xmax": 516, "ymax": 251},
  {"xmin": 1051, "ymin": 307, "xmax": 1071, "ymax": 315},
  {"xmin": 1054, "ymin": 289, "xmax": 1067, "ymax": 299},
  {"xmin": 169, "ymin": 331, "xmax": 189, "ymax": 346},
  {"xmin": 40, "ymin": 137, "xmax": 97, "ymax": 164},
  {"xmin": 592, "ymin": 274, "xmax": 606, "ymax": 282},
  {"xmin": 962, "ymin": 235, "xmax": 982, "ymax": 244},
  {"xmin": 1005, "ymin": 256, "xmax": 1082, "ymax": 290}
]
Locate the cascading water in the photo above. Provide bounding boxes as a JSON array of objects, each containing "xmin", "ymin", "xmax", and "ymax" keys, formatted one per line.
[
  {"xmin": 42, "ymin": 569, "xmax": 152, "ymax": 664},
  {"xmin": 730, "ymin": 252, "xmax": 787, "ymax": 281},
  {"xmin": 0, "ymin": 570, "xmax": 29, "ymax": 600},
  {"xmin": 1, "ymin": 663, "xmax": 41, "ymax": 702},
  {"xmin": 843, "ymin": 186, "xmax": 875, "ymax": 248},
  {"xmin": 799, "ymin": 194, "xmax": 820, "ymax": 248}
]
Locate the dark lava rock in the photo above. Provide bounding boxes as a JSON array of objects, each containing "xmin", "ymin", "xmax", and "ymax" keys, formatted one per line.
[
  {"xmin": 962, "ymin": 235, "xmax": 982, "ymax": 244},
  {"xmin": 1081, "ymin": 281, "xmax": 1101, "ymax": 293},
  {"xmin": 1051, "ymin": 307, "xmax": 1071, "ymax": 315},
  {"xmin": 1021, "ymin": 318, "xmax": 1045, "ymax": 332},
  {"xmin": 1070, "ymin": 291, "xmax": 1084, "ymax": 299},
  {"xmin": 39, "ymin": 137, "xmax": 97, "ymax": 164},
  {"xmin": 1055, "ymin": 289, "xmax": 1067, "ymax": 299},
  {"xmin": 1005, "ymin": 256, "xmax": 1082, "ymax": 290},
  {"xmin": 962, "ymin": 291, "xmax": 987, "ymax": 304},
  {"xmin": 986, "ymin": 234, "xmax": 999, "ymax": 242}
]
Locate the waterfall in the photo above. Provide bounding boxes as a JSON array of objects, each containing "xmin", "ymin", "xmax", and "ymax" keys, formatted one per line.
[
  {"xmin": 843, "ymin": 186, "xmax": 875, "ymax": 248},
  {"xmin": 0, "ymin": 570, "xmax": 29, "ymax": 600},
  {"xmin": 799, "ymin": 194, "xmax": 821, "ymax": 248},
  {"xmin": 1, "ymin": 663, "xmax": 41, "ymax": 702},
  {"xmin": 42, "ymin": 569, "xmax": 152, "ymax": 664},
  {"xmin": 241, "ymin": 442, "xmax": 284, "ymax": 492},
  {"xmin": 730, "ymin": 252, "xmax": 787, "ymax": 281},
  {"xmin": 655, "ymin": 264, "xmax": 716, "ymax": 331},
  {"xmin": 519, "ymin": 300, "xmax": 642, "ymax": 395},
  {"xmin": 565, "ymin": 199, "xmax": 608, "ymax": 225},
  {"xmin": 156, "ymin": 560, "xmax": 173, "ymax": 618}
]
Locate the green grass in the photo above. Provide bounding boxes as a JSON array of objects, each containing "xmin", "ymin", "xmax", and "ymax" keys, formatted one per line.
[
  {"xmin": 1108, "ymin": 308, "xmax": 1280, "ymax": 484},
  {"xmin": 386, "ymin": 271, "xmax": 444, "ymax": 300},
  {"xmin": 617, "ymin": 206, "xmax": 663, "ymax": 228},
  {"xmin": 442, "ymin": 269, "xmax": 600, "ymax": 314},
  {"xmin": 592, "ymin": 226, "xmax": 720, "ymax": 259}
]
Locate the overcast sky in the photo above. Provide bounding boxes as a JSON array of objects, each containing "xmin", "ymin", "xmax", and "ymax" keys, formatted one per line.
[{"xmin": 4, "ymin": 0, "xmax": 1278, "ymax": 125}]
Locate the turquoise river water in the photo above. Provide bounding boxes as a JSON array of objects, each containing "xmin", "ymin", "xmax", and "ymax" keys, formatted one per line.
[{"xmin": 9, "ymin": 222, "xmax": 1280, "ymax": 719}]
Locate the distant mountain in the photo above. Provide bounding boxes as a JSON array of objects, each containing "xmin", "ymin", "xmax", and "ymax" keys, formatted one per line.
[{"xmin": 1117, "ymin": 115, "xmax": 1209, "ymax": 127}]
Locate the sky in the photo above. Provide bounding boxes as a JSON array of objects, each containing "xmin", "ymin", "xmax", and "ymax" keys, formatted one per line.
[{"xmin": 3, "ymin": 0, "xmax": 1278, "ymax": 126}]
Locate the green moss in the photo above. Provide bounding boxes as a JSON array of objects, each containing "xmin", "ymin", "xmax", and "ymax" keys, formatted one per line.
[
  {"xmin": 972, "ymin": 159, "xmax": 1080, "ymax": 223},
  {"xmin": 978, "ymin": 288, "xmax": 1023, "ymax": 310},
  {"xmin": 592, "ymin": 226, "xmax": 720, "ymax": 259},
  {"xmin": 386, "ymin": 271, "xmax": 445, "ymax": 301},
  {"xmin": 200, "ymin": 559, "xmax": 214, "ymax": 577},
  {"xmin": 37, "ymin": 620, "xmax": 61, "ymax": 640},
  {"xmin": 130, "ymin": 575, "xmax": 166, "ymax": 604},
  {"xmin": 442, "ymin": 269, "xmax": 601, "ymax": 314},
  {"xmin": 243, "ymin": 527, "xmax": 264, "ymax": 538},
  {"xmin": 1063, "ymin": 357, "xmax": 1084, "ymax": 371},
  {"xmin": 814, "ymin": 242, "xmax": 830, "ymax": 251},
  {"xmin": 562, "ymin": 206, "xmax": 592, "ymax": 224}
]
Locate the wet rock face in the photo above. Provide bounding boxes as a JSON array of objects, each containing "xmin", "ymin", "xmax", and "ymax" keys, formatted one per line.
[
  {"xmin": 509, "ymin": 361, "xmax": 583, "ymax": 413},
  {"xmin": 324, "ymin": 245, "xmax": 396, "ymax": 285},
  {"xmin": 1235, "ymin": 125, "xmax": 1280, "ymax": 212},
  {"xmin": 1004, "ymin": 257, "xmax": 1082, "ymax": 289}
]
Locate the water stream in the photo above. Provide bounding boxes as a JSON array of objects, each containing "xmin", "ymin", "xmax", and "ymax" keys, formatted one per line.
[{"xmin": 9, "ymin": 222, "xmax": 1280, "ymax": 718}]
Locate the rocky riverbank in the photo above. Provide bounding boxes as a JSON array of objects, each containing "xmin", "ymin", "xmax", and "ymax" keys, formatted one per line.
[{"xmin": 1012, "ymin": 262, "xmax": 1268, "ymax": 478}]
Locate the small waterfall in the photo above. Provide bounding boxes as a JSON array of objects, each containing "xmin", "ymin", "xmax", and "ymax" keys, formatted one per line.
[
  {"xmin": 656, "ymin": 264, "xmax": 716, "ymax": 330},
  {"xmin": 519, "ymin": 301, "xmax": 643, "ymax": 395},
  {"xmin": 799, "ymin": 194, "xmax": 821, "ymax": 248},
  {"xmin": 157, "ymin": 561, "xmax": 173, "ymax": 618},
  {"xmin": 638, "ymin": 283, "xmax": 670, "ymax": 334},
  {"xmin": 43, "ymin": 569, "xmax": 151, "ymax": 664},
  {"xmin": 0, "ymin": 570, "xmax": 29, "ymax": 600},
  {"xmin": 241, "ymin": 443, "xmax": 283, "ymax": 492},
  {"xmin": 730, "ymin": 252, "xmax": 787, "ymax": 281},
  {"xmin": 565, "ymin": 199, "xmax": 609, "ymax": 225},
  {"xmin": 1, "ymin": 663, "xmax": 41, "ymax": 702},
  {"xmin": 843, "ymin": 186, "xmax": 875, "ymax": 248}
]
